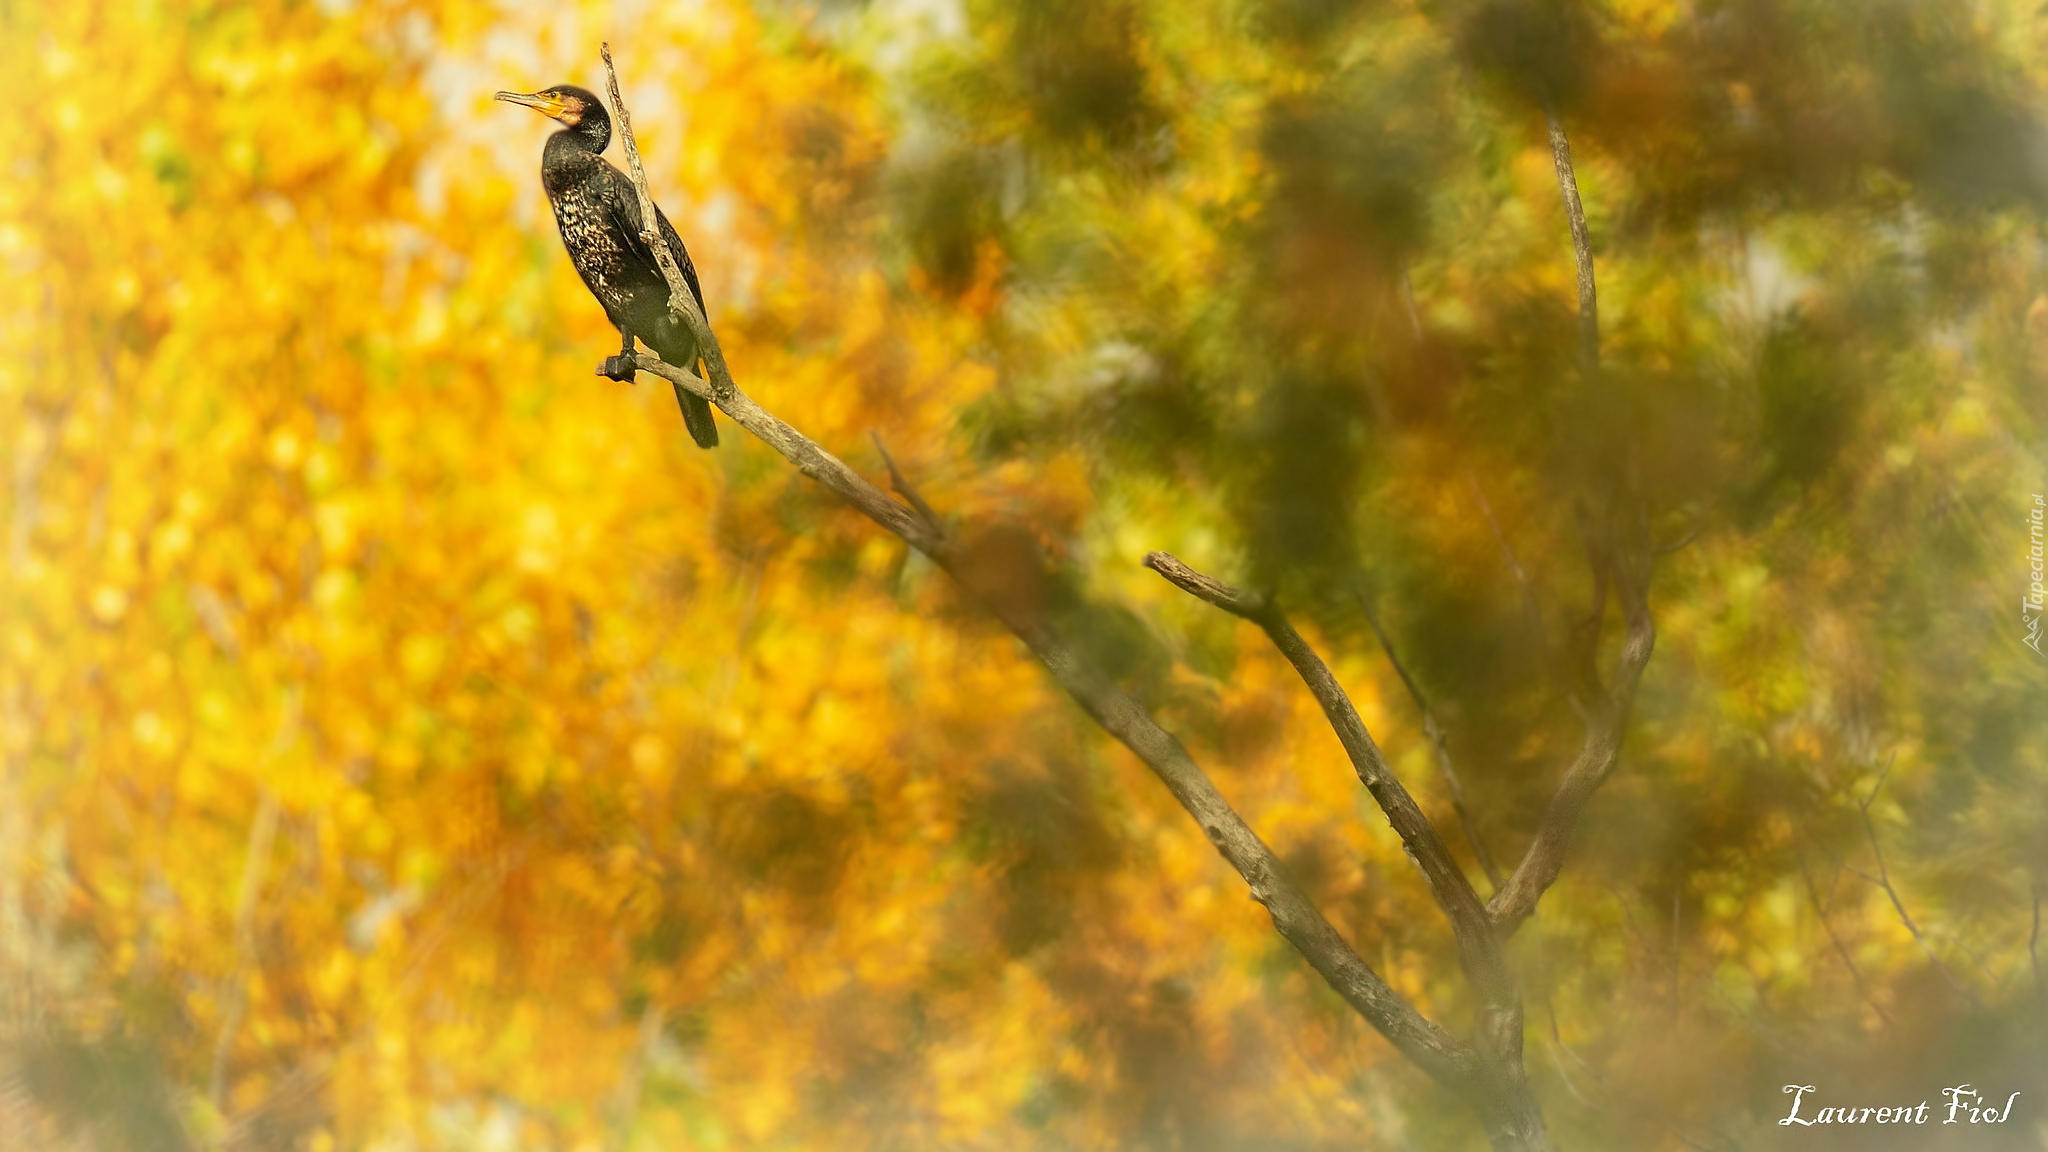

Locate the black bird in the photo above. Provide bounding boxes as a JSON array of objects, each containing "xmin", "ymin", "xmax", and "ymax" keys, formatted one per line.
[{"xmin": 496, "ymin": 84, "xmax": 718, "ymax": 448}]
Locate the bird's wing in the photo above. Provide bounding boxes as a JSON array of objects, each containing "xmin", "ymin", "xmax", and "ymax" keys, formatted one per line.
[{"xmin": 603, "ymin": 163, "xmax": 707, "ymax": 314}]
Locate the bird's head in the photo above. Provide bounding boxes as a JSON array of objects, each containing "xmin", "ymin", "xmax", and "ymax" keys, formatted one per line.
[{"xmin": 495, "ymin": 84, "xmax": 611, "ymax": 149}]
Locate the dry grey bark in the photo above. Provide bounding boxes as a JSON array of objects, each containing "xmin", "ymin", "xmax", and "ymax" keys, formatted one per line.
[{"xmin": 599, "ymin": 48, "xmax": 1653, "ymax": 1152}]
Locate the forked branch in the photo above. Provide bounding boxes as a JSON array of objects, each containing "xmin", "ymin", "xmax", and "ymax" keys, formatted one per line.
[
  {"xmin": 1487, "ymin": 523, "xmax": 1654, "ymax": 936},
  {"xmin": 1478, "ymin": 112, "xmax": 1655, "ymax": 940},
  {"xmin": 1143, "ymin": 553, "xmax": 1511, "ymax": 1003}
]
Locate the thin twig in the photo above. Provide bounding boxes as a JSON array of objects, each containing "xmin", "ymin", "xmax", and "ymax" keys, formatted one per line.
[
  {"xmin": 1467, "ymin": 474, "xmax": 1531, "ymax": 589},
  {"xmin": 1854, "ymin": 758, "xmax": 1987, "ymax": 1012},
  {"xmin": 2031, "ymin": 877, "xmax": 2043, "ymax": 1007},
  {"xmin": 1540, "ymin": 1006, "xmax": 1737, "ymax": 1152},
  {"xmin": 870, "ymin": 432, "xmax": 942, "ymax": 534},
  {"xmin": 1653, "ymin": 528, "xmax": 1698, "ymax": 556},
  {"xmin": 1949, "ymin": 934, "xmax": 2009, "ymax": 998},
  {"xmin": 1466, "ymin": 472, "xmax": 1548, "ymax": 656},
  {"xmin": 1609, "ymin": 884, "xmax": 1646, "ymax": 956},
  {"xmin": 1399, "ymin": 263, "xmax": 1425, "ymax": 343},
  {"xmin": 1544, "ymin": 105, "xmax": 1598, "ymax": 382},
  {"xmin": 1539, "ymin": 1023, "xmax": 1594, "ymax": 1107},
  {"xmin": 1355, "ymin": 589, "xmax": 1503, "ymax": 889},
  {"xmin": 1796, "ymin": 850, "xmax": 1892, "ymax": 1027},
  {"xmin": 209, "ymin": 691, "xmax": 299, "ymax": 1112},
  {"xmin": 1571, "ymin": 507, "xmax": 1613, "ymax": 697},
  {"xmin": 1532, "ymin": 932, "xmax": 1742, "ymax": 1152},
  {"xmin": 210, "ymin": 789, "xmax": 279, "ymax": 1111},
  {"xmin": 1670, "ymin": 888, "xmax": 1681, "ymax": 1025}
]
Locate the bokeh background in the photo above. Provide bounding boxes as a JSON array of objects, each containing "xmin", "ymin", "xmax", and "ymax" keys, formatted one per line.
[{"xmin": 5, "ymin": 0, "xmax": 2048, "ymax": 1148}]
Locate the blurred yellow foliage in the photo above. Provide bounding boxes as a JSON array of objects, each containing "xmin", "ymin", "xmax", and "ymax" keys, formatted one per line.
[
  {"xmin": 8, "ymin": 0, "xmax": 2048, "ymax": 1149},
  {"xmin": 0, "ymin": 1, "xmax": 1428, "ymax": 1148}
]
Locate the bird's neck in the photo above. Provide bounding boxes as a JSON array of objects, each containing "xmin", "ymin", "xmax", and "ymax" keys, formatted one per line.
[
  {"xmin": 541, "ymin": 131, "xmax": 610, "ymax": 191},
  {"xmin": 559, "ymin": 117, "xmax": 610, "ymax": 152}
]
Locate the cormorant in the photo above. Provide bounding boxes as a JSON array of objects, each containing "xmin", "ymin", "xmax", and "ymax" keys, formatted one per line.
[{"xmin": 496, "ymin": 84, "xmax": 718, "ymax": 448}]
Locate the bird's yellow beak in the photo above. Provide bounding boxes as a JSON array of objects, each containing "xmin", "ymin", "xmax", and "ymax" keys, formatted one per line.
[{"xmin": 495, "ymin": 90, "xmax": 568, "ymax": 121}]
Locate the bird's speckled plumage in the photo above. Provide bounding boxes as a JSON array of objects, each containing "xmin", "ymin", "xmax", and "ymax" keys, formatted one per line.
[{"xmin": 501, "ymin": 84, "xmax": 718, "ymax": 448}]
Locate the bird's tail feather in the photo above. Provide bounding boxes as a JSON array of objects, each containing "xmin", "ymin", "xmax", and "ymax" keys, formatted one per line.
[
  {"xmin": 649, "ymin": 317, "xmax": 718, "ymax": 449},
  {"xmin": 675, "ymin": 382, "xmax": 719, "ymax": 448}
]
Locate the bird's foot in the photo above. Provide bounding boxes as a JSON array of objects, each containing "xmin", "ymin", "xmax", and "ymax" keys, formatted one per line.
[{"xmin": 597, "ymin": 354, "xmax": 637, "ymax": 383}]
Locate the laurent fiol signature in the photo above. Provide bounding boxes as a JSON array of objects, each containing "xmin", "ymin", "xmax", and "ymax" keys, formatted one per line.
[{"xmin": 1780, "ymin": 1084, "xmax": 2020, "ymax": 1127}]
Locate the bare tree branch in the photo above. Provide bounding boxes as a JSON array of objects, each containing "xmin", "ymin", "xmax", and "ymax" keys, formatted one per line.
[
  {"xmin": 1469, "ymin": 103, "xmax": 1649, "ymax": 940},
  {"xmin": 628, "ymin": 350, "xmax": 1478, "ymax": 1083},
  {"xmin": 1854, "ymin": 759, "xmax": 1989, "ymax": 1012},
  {"xmin": 1544, "ymin": 105, "xmax": 1598, "ymax": 382},
  {"xmin": 1139, "ymin": 553, "xmax": 1523, "ymax": 1057},
  {"xmin": 1567, "ymin": 506, "xmax": 1614, "ymax": 700},
  {"xmin": 600, "ymin": 43, "xmax": 738, "ymax": 406},
  {"xmin": 593, "ymin": 55, "xmax": 1595, "ymax": 1149},
  {"xmin": 2031, "ymin": 877, "xmax": 2043, "ymax": 1008},
  {"xmin": 1466, "ymin": 472, "xmax": 1548, "ymax": 659},
  {"xmin": 1355, "ymin": 589, "xmax": 1503, "ymax": 890},
  {"xmin": 1487, "ymin": 520, "xmax": 1655, "ymax": 937},
  {"xmin": 1141, "ymin": 552, "xmax": 1272, "ymax": 617},
  {"xmin": 1797, "ymin": 850, "xmax": 1892, "ymax": 1028},
  {"xmin": 871, "ymin": 433, "xmax": 942, "ymax": 535},
  {"xmin": 1144, "ymin": 559, "xmax": 1493, "ymax": 931}
]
